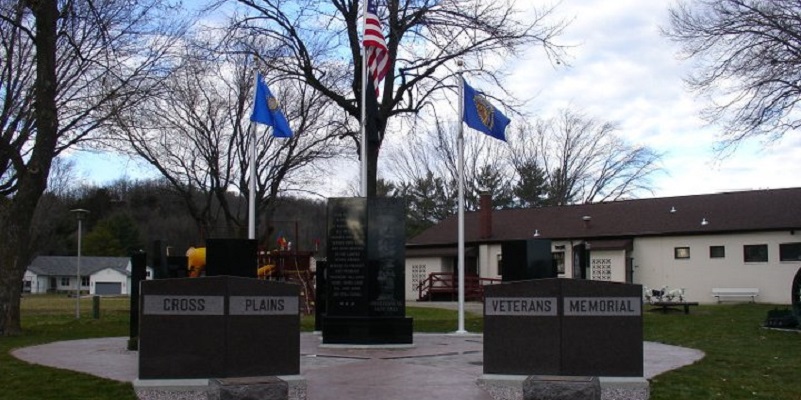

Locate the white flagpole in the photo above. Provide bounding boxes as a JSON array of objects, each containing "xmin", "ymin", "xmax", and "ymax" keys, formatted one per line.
[
  {"xmin": 248, "ymin": 122, "xmax": 256, "ymax": 240},
  {"xmin": 248, "ymin": 71, "xmax": 259, "ymax": 240},
  {"xmin": 360, "ymin": 2, "xmax": 368, "ymax": 198},
  {"xmin": 456, "ymin": 70, "xmax": 467, "ymax": 334}
]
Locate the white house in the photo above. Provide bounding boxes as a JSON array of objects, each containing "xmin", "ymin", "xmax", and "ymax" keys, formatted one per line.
[
  {"xmin": 406, "ymin": 188, "xmax": 801, "ymax": 304},
  {"xmin": 24, "ymin": 256, "xmax": 153, "ymax": 295}
]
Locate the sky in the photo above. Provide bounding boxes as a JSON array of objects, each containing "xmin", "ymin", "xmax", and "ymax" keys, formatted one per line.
[
  {"xmin": 506, "ymin": 0, "xmax": 801, "ymax": 198},
  {"xmin": 68, "ymin": 0, "xmax": 801, "ymax": 199}
]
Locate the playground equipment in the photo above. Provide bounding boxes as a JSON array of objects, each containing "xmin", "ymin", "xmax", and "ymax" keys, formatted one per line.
[
  {"xmin": 258, "ymin": 249, "xmax": 315, "ymax": 315},
  {"xmin": 186, "ymin": 247, "xmax": 206, "ymax": 277},
  {"xmin": 182, "ymin": 244, "xmax": 315, "ymax": 315}
]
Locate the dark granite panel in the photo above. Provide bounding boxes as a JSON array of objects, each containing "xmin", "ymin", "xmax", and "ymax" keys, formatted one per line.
[
  {"xmin": 166, "ymin": 256, "xmax": 189, "ymax": 278},
  {"xmin": 560, "ymin": 280, "xmax": 643, "ymax": 377},
  {"xmin": 326, "ymin": 198, "xmax": 368, "ymax": 316},
  {"xmin": 501, "ymin": 240, "xmax": 556, "ymax": 282},
  {"xmin": 366, "ymin": 198, "xmax": 406, "ymax": 317},
  {"xmin": 226, "ymin": 277, "xmax": 300, "ymax": 376},
  {"xmin": 206, "ymin": 239, "xmax": 258, "ymax": 278},
  {"xmin": 129, "ymin": 252, "xmax": 147, "ymax": 340},
  {"xmin": 483, "ymin": 280, "xmax": 562, "ymax": 375},
  {"xmin": 139, "ymin": 277, "xmax": 228, "ymax": 379}
]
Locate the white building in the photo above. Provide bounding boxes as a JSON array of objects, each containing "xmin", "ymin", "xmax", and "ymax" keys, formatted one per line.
[
  {"xmin": 406, "ymin": 188, "xmax": 801, "ymax": 304},
  {"xmin": 24, "ymin": 256, "xmax": 152, "ymax": 295}
]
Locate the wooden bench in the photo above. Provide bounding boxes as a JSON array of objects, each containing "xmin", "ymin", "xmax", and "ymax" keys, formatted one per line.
[
  {"xmin": 649, "ymin": 301, "xmax": 699, "ymax": 314},
  {"xmin": 711, "ymin": 288, "xmax": 759, "ymax": 303}
]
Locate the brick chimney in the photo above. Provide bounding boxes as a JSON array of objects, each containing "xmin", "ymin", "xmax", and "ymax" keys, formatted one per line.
[{"xmin": 479, "ymin": 192, "xmax": 492, "ymax": 239}]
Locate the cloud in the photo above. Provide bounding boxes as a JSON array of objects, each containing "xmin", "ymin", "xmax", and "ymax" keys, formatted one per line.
[{"xmin": 508, "ymin": 0, "xmax": 801, "ymax": 198}]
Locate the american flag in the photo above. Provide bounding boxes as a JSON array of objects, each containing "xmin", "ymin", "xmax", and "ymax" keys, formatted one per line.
[{"xmin": 364, "ymin": 0, "xmax": 389, "ymax": 97}]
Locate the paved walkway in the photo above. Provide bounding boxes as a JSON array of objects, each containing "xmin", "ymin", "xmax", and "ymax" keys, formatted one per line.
[
  {"xmin": 11, "ymin": 302, "xmax": 705, "ymax": 400},
  {"xmin": 12, "ymin": 335, "xmax": 704, "ymax": 400}
]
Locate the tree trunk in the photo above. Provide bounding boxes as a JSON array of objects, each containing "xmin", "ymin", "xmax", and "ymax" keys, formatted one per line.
[
  {"xmin": 0, "ymin": 0, "xmax": 60, "ymax": 336},
  {"xmin": 366, "ymin": 141, "xmax": 380, "ymax": 198},
  {"xmin": 0, "ymin": 208, "xmax": 26, "ymax": 336}
]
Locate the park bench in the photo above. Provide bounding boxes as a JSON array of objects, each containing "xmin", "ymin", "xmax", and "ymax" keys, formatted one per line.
[{"xmin": 711, "ymin": 288, "xmax": 759, "ymax": 303}]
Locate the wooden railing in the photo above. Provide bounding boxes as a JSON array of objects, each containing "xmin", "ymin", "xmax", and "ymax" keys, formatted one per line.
[{"xmin": 416, "ymin": 272, "xmax": 501, "ymax": 301}]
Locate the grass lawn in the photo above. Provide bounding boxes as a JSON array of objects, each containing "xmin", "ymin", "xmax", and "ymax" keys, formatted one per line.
[
  {"xmin": 643, "ymin": 303, "xmax": 801, "ymax": 400},
  {"xmin": 1, "ymin": 295, "xmax": 136, "ymax": 400},
  {"xmin": 1, "ymin": 295, "xmax": 800, "ymax": 399}
]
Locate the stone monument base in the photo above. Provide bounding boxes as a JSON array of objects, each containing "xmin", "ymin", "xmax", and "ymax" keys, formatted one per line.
[
  {"xmin": 134, "ymin": 376, "xmax": 306, "ymax": 400},
  {"xmin": 477, "ymin": 375, "xmax": 649, "ymax": 400},
  {"xmin": 322, "ymin": 316, "xmax": 413, "ymax": 345},
  {"xmin": 523, "ymin": 376, "xmax": 600, "ymax": 400},
  {"xmin": 209, "ymin": 376, "xmax": 287, "ymax": 400}
]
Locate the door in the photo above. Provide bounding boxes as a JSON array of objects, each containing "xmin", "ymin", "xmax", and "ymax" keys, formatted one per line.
[{"xmin": 95, "ymin": 282, "xmax": 122, "ymax": 295}]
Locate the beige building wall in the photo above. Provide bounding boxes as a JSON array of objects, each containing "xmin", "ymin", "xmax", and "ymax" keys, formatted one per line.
[
  {"xmin": 632, "ymin": 232, "xmax": 801, "ymax": 304},
  {"xmin": 479, "ymin": 244, "xmax": 502, "ymax": 280},
  {"xmin": 404, "ymin": 256, "xmax": 447, "ymax": 301},
  {"xmin": 406, "ymin": 232, "xmax": 801, "ymax": 305}
]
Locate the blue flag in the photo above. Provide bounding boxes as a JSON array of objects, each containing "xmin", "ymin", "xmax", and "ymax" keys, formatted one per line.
[
  {"xmin": 251, "ymin": 73, "xmax": 293, "ymax": 138},
  {"xmin": 462, "ymin": 79, "xmax": 510, "ymax": 141}
]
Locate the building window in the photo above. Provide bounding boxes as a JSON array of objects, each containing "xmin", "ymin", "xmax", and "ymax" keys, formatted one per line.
[
  {"xmin": 60, "ymin": 277, "xmax": 70, "ymax": 286},
  {"xmin": 590, "ymin": 258, "xmax": 612, "ymax": 281},
  {"xmin": 496, "ymin": 254, "xmax": 503, "ymax": 276},
  {"xmin": 779, "ymin": 242, "xmax": 801, "ymax": 261},
  {"xmin": 674, "ymin": 247, "xmax": 690, "ymax": 259},
  {"xmin": 411, "ymin": 264, "xmax": 428, "ymax": 288},
  {"xmin": 744, "ymin": 244, "xmax": 768, "ymax": 262},
  {"xmin": 709, "ymin": 246, "xmax": 725, "ymax": 258},
  {"xmin": 553, "ymin": 252, "xmax": 565, "ymax": 274},
  {"xmin": 81, "ymin": 276, "xmax": 90, "ymax": 287}
]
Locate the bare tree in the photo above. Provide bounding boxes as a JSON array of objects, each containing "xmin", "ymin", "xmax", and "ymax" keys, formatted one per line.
[
  {"xmin": 109, "ymin": 37, "xmax": 345, "ymax": 242},
  {"xmin": 510, "ymin": 110, "xmax": 663, "ymax": 205},
  {"xmin": 664, "ymin": 0, "xmax": 801, "ymax": 153},
  {"xmin": 0, "ymin": 0, "xmax": 187, "ymax": 335},
  {"xmin": 224, "ymin": 0, "xmax": 568, "ymax": 196},
  {"xmin": 386, "ymin": 120, "xmax": 513, "ymax": 210}
]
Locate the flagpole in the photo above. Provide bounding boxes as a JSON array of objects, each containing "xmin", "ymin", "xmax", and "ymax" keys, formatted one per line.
[
  {"xmin": 248, "ymin": 70, "xmax": 259, "ymax": 240},
  {"xmin": 456, "ymin": 67, "xmax": 467, "ymax": 334},
  {"xmin": 248, "ymin": 122, "xmax": 256, "ymax": 240},
  {"xmin": 359, "ymin": 1, "xmax": 368, "ymax": 198}
]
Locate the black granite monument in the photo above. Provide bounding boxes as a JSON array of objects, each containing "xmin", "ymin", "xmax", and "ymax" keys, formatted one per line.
[
  {"xmin": 206, "ymin": 238, "xmax": 258, "ymax": 278},
  {"xmin": 129, "ymin": 252, "xmax": 147, "ymax": 346},
  {"xmin": 139, "ymin": 276, "xmax": 300, "ymax": 379},
  {"xmin": 151, "ymin": 240, "xmax": 168, "ymax": 279},
  {"xmin": 321, "ymin": 197, "xmax": 413, "ymax": 344},
  {"xmin": 166, "ymin": 255, "xmax": 188, "ymax": 278},
  {"xmin": 765, "ymin": 266, "xmax": 801, "ymax": 328},
  {"xmin": 484, "ymin": 278, "xmax": 643, "ymax": 377},
  {"xmin": 501, "ymin": 239, "xmax": 556, "ymax": 281}
]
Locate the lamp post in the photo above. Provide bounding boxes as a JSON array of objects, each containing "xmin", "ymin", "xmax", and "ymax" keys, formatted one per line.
[{"xmin": 71, "ymin": 209, "xmax": 90, "ymax": 319}]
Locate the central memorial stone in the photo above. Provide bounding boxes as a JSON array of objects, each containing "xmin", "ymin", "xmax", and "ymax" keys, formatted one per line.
[{"xmin": 321, "ymin": 197, "xmax": 413, "ymax": 344}]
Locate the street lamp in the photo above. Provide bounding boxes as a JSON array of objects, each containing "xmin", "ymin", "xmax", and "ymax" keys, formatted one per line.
[{"xmin": 70, "ymin": 209, "xmax": 90, "ymax": 319}]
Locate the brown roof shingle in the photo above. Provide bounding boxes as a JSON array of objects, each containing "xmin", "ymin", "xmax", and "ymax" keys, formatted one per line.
[{"xmin": 408, "ymin": 187, "xmax": 801, "ymax": 247}]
